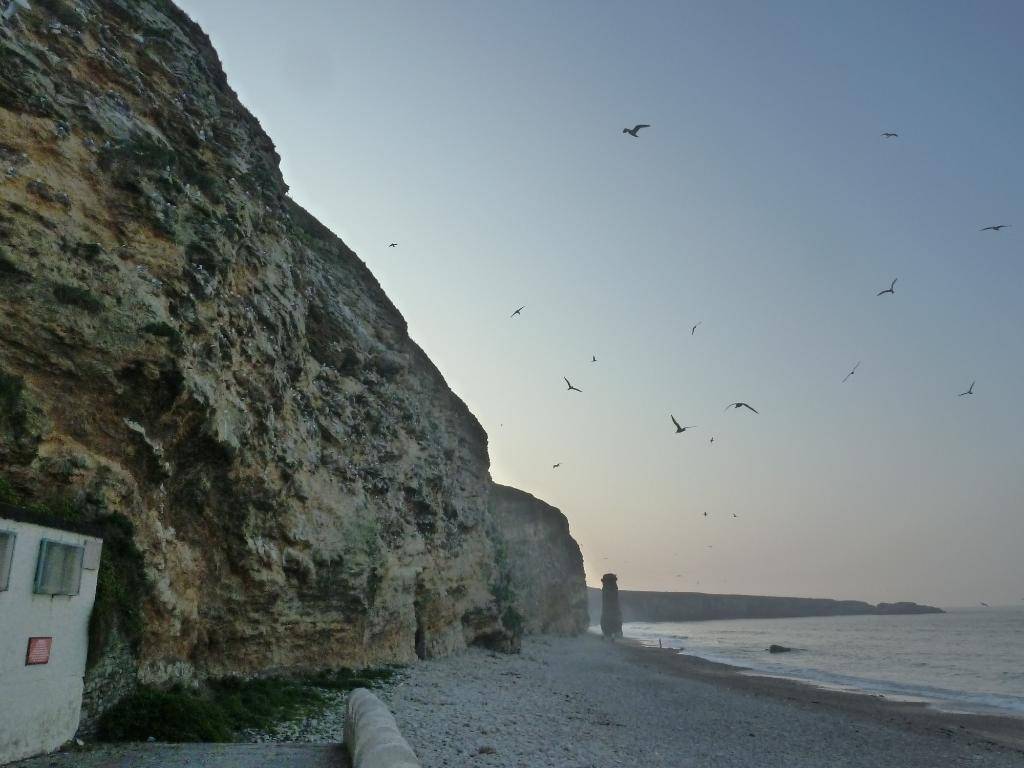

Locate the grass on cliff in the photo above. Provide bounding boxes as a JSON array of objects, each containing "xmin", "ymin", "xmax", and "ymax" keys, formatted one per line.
[{"xmin": 97, "ymin": 667, "xmax": 400, "ymax": 743}]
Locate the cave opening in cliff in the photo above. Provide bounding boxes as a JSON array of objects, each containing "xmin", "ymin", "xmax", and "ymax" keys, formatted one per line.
[
  {"xmin": 414, "ymin": 621, "xmax": 426, "ymax": 661},
  {"xmin": 414, "ymin": 583, "xmax": 428, "ymax": 660}
]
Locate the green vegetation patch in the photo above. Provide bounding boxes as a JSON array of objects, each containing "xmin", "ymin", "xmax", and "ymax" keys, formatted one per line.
[
  {"xmin": 53, "ymin": 282, "xmax": 103, "ymax": 313},
  {"xmin": 0, "ymin": 373, "xmax": 26, "ymax": 435},
  {"xmin": 88, "ymin": 513, "xmax": 148, "ymax": 667},
  {"xmin": 97, "ymin": 687, "xmax": 237, "ymax": 743},
  {"xmin": 306, "ymin": 665, "xmax": 399, "ymax": 691},
  {"xmin": 97, "ymin": 666, "xmax": 399, "ymax": 743}
]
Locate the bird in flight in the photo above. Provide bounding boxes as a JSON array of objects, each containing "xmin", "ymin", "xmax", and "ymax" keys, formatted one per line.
[
  {"xmin": 591, "ymin": 355, "xmax": 597, "ymax": 363},
  {"xmin": 388, "ymin": 243, "xmax": 397, "ymax": 247},
  {"xmin": 958, "ymin": 381, "xmax": 975, "ymax": 397},
  {"xmin": 670, "ymin": 415, "xmax": 695, "ymax": 434},
  {"xmin": 980, "ymin": 225, "xmax": 1010, "ymax": 232},
  {"xmin": 691, "ymin": 321, "xmax": 702, "ymax": 336},
  {"xmin": 732, "ymin": 513, "xmax": 738, "ymax": 518},
  {"xmin": 709, "ymin": 436, "xmax": 715, "ymax": 445},
  {"xmin": 725, "ymin": 402, "xmax": 759, "ymax": 414},
  {"xmin": 510, "ymin": 306, "xmax": 525, "ymax": 317},
  {"xmin": 877, "ymin": 278, "xmax": 897, "ymax": 296},
  {"xmin": 842, "ymin": 361, "xmax": 861, "ymax": 383},
  {"xmin": 623, "ymin": 124, "xmax": 650, "ymax": 137},
  {"xmin": 980, "ymin": 602, "xmax": 990, "ymax": 607},
  {"xmin": 881, "ymin": 132, "xmax": 899, "ymax": 138},
  {"xmin": 552, "ymin": 463, "xmax": 561, "ymax": 469},
  {"xmin": 703, "ymin": 511, "xmax": 708, "ymax": 518},
  {"xmin": 564, "ymin": 377, "xmax": 582, "ymax": 393}
]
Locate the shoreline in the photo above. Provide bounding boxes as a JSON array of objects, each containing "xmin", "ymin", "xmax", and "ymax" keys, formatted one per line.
[{"xmin": 617, "ymin": 637, "xmax": 1024, "ymax": 754}]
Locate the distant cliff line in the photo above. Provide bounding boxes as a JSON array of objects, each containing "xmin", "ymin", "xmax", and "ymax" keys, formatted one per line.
[{"xmin": 588, "ymin": 588, "xmax": 943, "ymax": 624}]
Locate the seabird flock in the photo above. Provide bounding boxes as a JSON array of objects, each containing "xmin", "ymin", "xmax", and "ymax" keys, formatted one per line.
[{"xmin": 390, "ymin": 123, "xmax": 1004, "ymax": 482}]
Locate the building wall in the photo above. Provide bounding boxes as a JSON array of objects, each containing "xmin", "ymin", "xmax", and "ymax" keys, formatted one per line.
[{"xmin": 0, "ymin": 518, "xmax": 102, "ymax": 765}]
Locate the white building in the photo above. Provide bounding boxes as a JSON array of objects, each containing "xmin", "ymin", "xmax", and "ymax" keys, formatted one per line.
[{"xmin": 0, "ymin": 510, "xmax": 102, "ymax": 765}]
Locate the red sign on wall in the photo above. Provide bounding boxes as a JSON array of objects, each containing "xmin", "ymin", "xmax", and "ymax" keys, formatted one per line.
[{"xmin": 25, "ymin": 637, "xmax": 52, "ymax": 665}]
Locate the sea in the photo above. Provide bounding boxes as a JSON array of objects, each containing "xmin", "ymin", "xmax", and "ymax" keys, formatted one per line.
[{"xmin": 623, "ymin": 606, "xmax": 1024, "ymax": 718}]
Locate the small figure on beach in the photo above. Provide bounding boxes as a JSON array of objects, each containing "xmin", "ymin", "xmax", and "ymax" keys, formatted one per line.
[{"xmin": 600, "ymin": 573, "xmax": 623, "ymax": 641}]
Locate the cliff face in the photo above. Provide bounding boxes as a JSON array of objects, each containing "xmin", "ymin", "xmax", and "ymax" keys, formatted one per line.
[
  {"xmin": 489, "ymin": 484, "xmax": 588, "ymax": 635},
  {"xmin": 587, "ymin": 589, "xmax": 943, "ymax": 624},
  {"xmin": 0, "ymin": 0, "xmax": 585, "ymax": 714}
]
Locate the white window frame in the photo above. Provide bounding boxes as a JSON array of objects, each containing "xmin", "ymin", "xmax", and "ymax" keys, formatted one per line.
[
  {"xmin": 33, "ymin": 539, "xmax": 84, "ymax": 596},
  {"xmin": 0, "ymin": 529, "xmax": 14, "ymax": 592}
]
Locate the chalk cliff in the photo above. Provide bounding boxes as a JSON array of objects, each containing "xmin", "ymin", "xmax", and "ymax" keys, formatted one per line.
[
  {"xmin": 489, "ymin": 484, "xmax": 588, "ymax": 635},
  {"xmin": 0, "ymin": 0, "xmax": 585, "ymax": 719},
  {"xmin": 587, "ymin": 589, "xmax": 943, "ymax": 624}
]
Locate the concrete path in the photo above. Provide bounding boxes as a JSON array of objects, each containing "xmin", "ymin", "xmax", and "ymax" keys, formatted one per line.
[{"xmin": 11, "ymin": 743, "xmax": 347, "ymax": 768}]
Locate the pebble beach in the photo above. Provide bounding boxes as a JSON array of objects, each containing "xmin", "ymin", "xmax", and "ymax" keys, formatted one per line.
[
  {"xmin": 14, "ymin": 634, "xmax": 1023, "ymax": 767},
  {"xmin": 377, "ymin": 634, "xmax": 1023, "ymax": 768}
]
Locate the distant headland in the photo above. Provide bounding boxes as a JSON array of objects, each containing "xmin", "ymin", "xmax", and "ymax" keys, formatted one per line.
[{"xmin": 587, "ymin": 588, "xmax": 943, "ymax": 624}]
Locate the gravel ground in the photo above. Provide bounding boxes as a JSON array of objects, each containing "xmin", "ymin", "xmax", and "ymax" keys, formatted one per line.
[{"xmin": 377, "ymin": 634, "xmax": 1024, "ymax": 768}]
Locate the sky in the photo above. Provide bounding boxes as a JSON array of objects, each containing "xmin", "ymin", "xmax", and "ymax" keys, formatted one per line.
[{"xmin": 175, "ymin": 0, "xmax": 1024, "ymax": 607}]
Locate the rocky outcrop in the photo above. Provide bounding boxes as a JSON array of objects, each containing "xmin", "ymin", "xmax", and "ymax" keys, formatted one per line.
[
  {"xmin": 599, "ymin": 574, "xmax": 622, "ymax": 639},
  {"xmin": 587, "ymin": 589, "xmax": 943, "ymax": 624},
  {"xmin": 0, "ymin": 0, "xmax": 584, "ymax": 720},
  {"xmin": 488, "ymin": 484, "xmax": 587, "ymax": 636}
]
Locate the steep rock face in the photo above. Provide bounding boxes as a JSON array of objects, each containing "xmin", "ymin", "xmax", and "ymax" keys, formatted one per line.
[
  {"xmin": 489, "ymin": 484, "xmax": 588, "ymax": 635},
  {"xmin": 0, "ymin": 0, "xmax": 530, "ymax": 712},
  {"xmin": 587, "ymin": 589, "xmax": 944, "ymax": 623}
]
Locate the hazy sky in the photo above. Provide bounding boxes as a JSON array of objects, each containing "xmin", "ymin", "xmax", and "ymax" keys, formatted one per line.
[{"xmin": 175, "ymin": 0, "xmax": 1023, "ymax": 607}]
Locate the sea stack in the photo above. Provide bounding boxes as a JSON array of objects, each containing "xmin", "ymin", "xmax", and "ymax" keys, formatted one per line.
[{"xmin": 600, "ymin": 573, "xmax": 623, "ymax": 640}]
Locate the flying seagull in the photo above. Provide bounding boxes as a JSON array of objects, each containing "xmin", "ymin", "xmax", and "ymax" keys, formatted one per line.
[
  {"xmin": 564, "ymin": 377, "xmax": 582, "ymax": 393},
  {"xmin": 591, "ymin": 355, "xmax": 597, "ymax": 363},
  {"xmin": 2, "ymin": 0, "xmax": 30, "ymax": 22},
  {"xmin": 980, "ymin": 602, "xmax": 990, "ymax": 607},
  {"xmin": 552, "ymin": 463, "xmax": 561, "ymax": 469},
  {"xmin": 732, "ymin": 513, "xmax": 738, "ymax": 518},
  {"xmin": 725, "ymin": 402, "xmax": 759, "ymax": 414},
  {"xmin": 980, "ymin": 225, "xmax": 1010, "ymax": 232},
  {"xmin": 842, "ymin": 361, "xmax": 861, "ymax": 383},
  {"xmin": 691, "ymin": 321, "xmax": 702, "ymax": 336},
  {"xmin": 881, "ymin": 132, "xmax": 899, "ymax": 138},
  {"xmin": 623, "ymin": 124, "xmax": 650, "ymax": 137},
  {"xmin": 703, "ymin": 511, "xmax": 708, "ymax": 517},
  {"xmin": 877, "ymin": 278, "xmax": 897, "ymax": 296},
  {"xmin": 670, "ymin": 415, "xmax": 695, "ymax": 434},
  {"xmin": 709, "ymin": 436, "xmax": 715, "ymax": 445},
  {"xmin": 388, "ymin": 242, "xmax": 397, "ymax": 247},
  {"xmin": 958, "ymin": 381, "xmax": 975, "ymax": 397},
  {"xmin": 510, "ymin": 306, "xmax": 525, "ymax": 317}
]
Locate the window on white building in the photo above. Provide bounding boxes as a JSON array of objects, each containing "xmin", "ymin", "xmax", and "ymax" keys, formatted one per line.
[
  {"xmin": 0, "ymin": 530, "xmax": 14, "ymax": 591},
  {"xmin": 34, "ymin": 540, "xmax": 84, "ymax": 596}
]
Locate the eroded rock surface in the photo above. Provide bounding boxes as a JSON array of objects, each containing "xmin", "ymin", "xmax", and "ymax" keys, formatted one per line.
[
  {"xmin": 489, "ymin": 484, "xmax": 588, "ymax": 635},
  {"xmin": 0, "ymin": 0, "xmax": 583, "ymax": 719}
]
